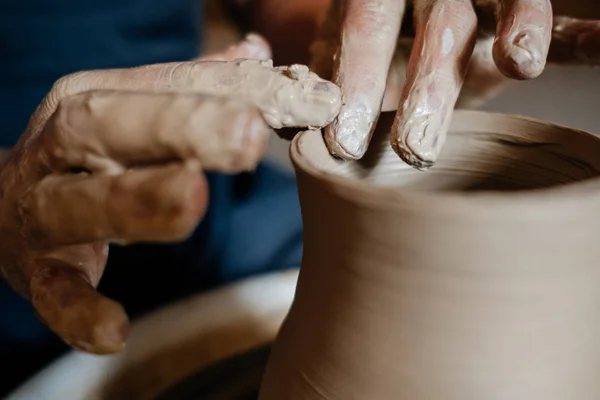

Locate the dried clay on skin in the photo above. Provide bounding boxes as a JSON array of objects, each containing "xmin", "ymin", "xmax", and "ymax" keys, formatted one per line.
[{"xmin": 186, "ymin": 59, "xmax": 343, "ymax": 129}]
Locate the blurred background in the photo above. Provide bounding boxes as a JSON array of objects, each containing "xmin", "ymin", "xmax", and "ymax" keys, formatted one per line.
[{"xmin": 204, "ymin": 0, "xmax": 600, "ymax": 171}]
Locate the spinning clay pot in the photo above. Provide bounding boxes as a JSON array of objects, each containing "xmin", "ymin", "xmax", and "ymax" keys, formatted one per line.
[{"xmin": 259, "ymin": 110, "xmax": 600, "ymax": 400}]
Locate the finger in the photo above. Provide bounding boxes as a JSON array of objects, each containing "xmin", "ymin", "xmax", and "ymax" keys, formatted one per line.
[
  {"xmin": 161, "ymin": 59, "xmax": 341, "ymax": 129},
  {"xmin": 324, "ymin": 0, "xmax": 405, "ymax": 159},
  {"xmin": 35, "ymin": 60, "xmax": 340, "ymax": 135},
  {"xmin": 196, "ymin": 33, "xmax": 272, "ymax": 62},
  {"xmin": 399, "ymin": 1, "xmax": 599, "ymax": 64},
  {"xmin": 20, "ymin": 164, "xmax": 208, "ymax": 245},
  {"xmin": 549, "ymin": 17, "xmax": 600, "ymax": 66},
  {"xmin": 385, "ymin": 37, "xmax": 503, "ymax": 111},
  {"xmin": 390, "ymin": 0, "xmax": 478, "ymax": 169},
  {"xmin": 493, "ymin": 0, "xmax": 553, "ymax": 79},
  {"xmin": 395, "ymin": 15, "xmax": 599, "ymax": 110},
  {"xmin": 30, "ymin": 255, "xmax": 128, "ymax": 354},
  {"xmin": 42, "ymin": 91, "xmax": 271, "ymax": 174}
]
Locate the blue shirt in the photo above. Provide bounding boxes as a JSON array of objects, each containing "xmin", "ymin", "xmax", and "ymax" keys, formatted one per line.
[
  {"xmin": 0, "ymin": 0, "xmax": 302, "ymax": 394},
  {"xmin": 0, "ymin": 0, "xmax": 201, "ymax": 145}
]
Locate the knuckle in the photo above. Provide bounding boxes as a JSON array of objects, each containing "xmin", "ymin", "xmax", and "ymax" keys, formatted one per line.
[
  {"xmin": 50, "ymin": 71, "xmax": 91, "ymax": 104},
  {"xmin": 45, "ymin": 90, "xmax": 109, "ymax": 158},
  {"xmin": 34, "ymin": 71, "xmax": 90, "ymax": 128},
  {"xmin": 42, "ymin": 93, "xmax": 90, "ymax": 168}
]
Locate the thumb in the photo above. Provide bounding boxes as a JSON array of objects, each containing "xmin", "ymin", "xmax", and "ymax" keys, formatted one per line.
[
  {"xmin": 196, "ymin": 33, "xmax": 272, "ymax": 62},
  {"xmin": 29, "ymin": 251, "xmax": 129, "ymax": 354}
]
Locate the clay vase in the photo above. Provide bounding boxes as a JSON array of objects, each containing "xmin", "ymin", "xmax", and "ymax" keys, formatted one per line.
[{"xmin": 258, "ymin": 110, "xmax": 600, "ymax": 400}]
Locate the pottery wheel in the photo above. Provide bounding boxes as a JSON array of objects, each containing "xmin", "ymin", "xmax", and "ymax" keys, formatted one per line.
[
  {"xmin": 157, "ymin": 345, "xmax": 271, "ymax": 400},
  {"xmin": 6, "ymin": 269, "xmax": 298, "ymax": 400}
]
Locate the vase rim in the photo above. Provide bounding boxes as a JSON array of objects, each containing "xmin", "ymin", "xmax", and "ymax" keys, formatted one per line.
[{"xmin": 290, "ymin": 110, "xmax": 600, "ymax": 209}]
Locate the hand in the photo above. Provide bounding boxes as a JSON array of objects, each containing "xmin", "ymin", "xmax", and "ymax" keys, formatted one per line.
[
  {"xmin": 311, "ymin": 0, "xmax": 598, "ymax": 169},
  {"xmin": 382, "ymin": 1, "xmax": 600, "ymax": 110},
  {"xmin": 0, "ymin": 36, "xmax": 340, "ymax": 354}
]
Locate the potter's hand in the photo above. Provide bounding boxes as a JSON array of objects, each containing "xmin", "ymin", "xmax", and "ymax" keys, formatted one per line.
[
  {"xmin": 382, "ymin": 3, "xmax": 600, "ymax": 110},
  {"xmin": 0, "ymin": 37, "xmax": 340, "ymax": 354},
  {"xmin": 456, "ymin": 1, "xmax": 600, "ymax": 108},
  {"xmin": 313, "ymin": 0, "xmax": 553, "ymax": 168}
]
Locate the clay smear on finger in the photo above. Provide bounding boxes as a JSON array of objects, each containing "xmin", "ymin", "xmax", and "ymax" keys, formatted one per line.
[
  {"xmin": 474, "ymin": 0, "xmax": 598, "ymax": 67},
  {"xmin": 392, "ymin": 0, "xmax": 477, "ymax": 169},
  {"xmin": 172, "ymin": 59, "xmax": 342, "ymax": 129},
  {"xmin": 395, "ymin": 5, "xmax": 598, "ymax": 109},
  {"xmin": 493, "ymin": 0, "xmax": 552, "ymax": 79},
  {"xmin": 324, "ymin": 0, "xmax": 405, "ymax": 160}
]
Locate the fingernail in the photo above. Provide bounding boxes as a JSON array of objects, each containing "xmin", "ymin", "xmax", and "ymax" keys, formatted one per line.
[
  {"xmin": 313, "ymin": 82, "xmax": 332, "ymax": 92},
  {"xmin": 327, "ymin": 104, "xmax": 375, "ymax": 159},
  {"xmin": 285, "ymin": 80, "xmax": 341, "ymax": 129},
  {"xmin": 310, "ymin": 81, "xmax": 342, "ymax": 110},
  {"xmin": 392, "ymin": 112, "xmax": 444, "ymax": 170},
  {"xmin": 64, "ymin": 317, "xmax": 127, "ymax": 354},
  {"xmin": 91, "ymin": 315, "xmax": 129, "ymax": 354},
  {"xmin": 242, "ymin": 33, "xmax": 272, "ymax": 60},
  {"xmin": 506, "ymin": 28, "xmax": 547, "ymax": 79},
  {"xmin": 311, "ymin": 81, "xmax": 341, "ymax": 103}
]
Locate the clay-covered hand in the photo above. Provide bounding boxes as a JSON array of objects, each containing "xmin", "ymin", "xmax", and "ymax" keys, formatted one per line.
[
  {"xmin": 453, "ymin": 0, "xmax": 600, "ymax": 110},
  {"xmin": 312, "ymin": 0, "xmax": 555, "ymax": 168},
  {"xmin": 382, "ymin": 1, "xmax": 600, "ymax": 110},
  {"xmin": 0, "ymin": 36, "xmax": 341, "ymax": 354}
]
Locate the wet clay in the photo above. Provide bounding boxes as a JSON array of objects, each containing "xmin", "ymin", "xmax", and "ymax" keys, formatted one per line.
[
  {"xmin": 182, "ymin": 59, "xmax": 342, "ymax": 129},
  {"xmin": 259, "ymin": 110, "xmax": 600, "ymax": 399}
]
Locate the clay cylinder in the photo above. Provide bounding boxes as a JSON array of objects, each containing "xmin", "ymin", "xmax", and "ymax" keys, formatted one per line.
[{"xmin": 259, "ymin": 110, "xmax": 600, "ymax": 400}]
